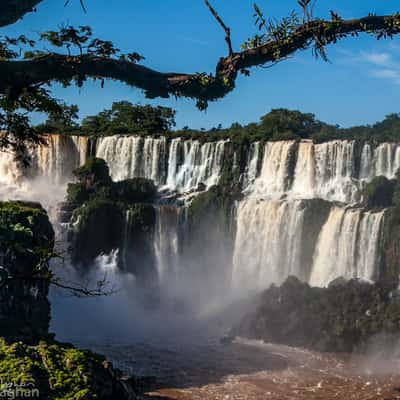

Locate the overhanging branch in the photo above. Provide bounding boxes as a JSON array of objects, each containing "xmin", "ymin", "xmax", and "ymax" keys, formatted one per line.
[
  {"xmin": 1, "ymin": 14, "xmax": 400, "ymax": 104},
  {"xmin": 0, "ymin": 0, "xmax": 43, "ymax": 27}
]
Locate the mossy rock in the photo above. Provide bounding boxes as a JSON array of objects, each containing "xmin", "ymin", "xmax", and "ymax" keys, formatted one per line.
[
  {"xmin": 362, "ymin": 176, "xmax": 395, "ymax": 209},
  {"xmin": 0, "ymin": 338, "xmax": 135, "ymax": 400},
  {"xmin": 73, "ymin": 157, "xmax": 112, "ymax": 188},
  {"xmin": 0, "ymin": 201, "xmax": 54, "ymax": 343},
  {"xmin": 113, "ymin": 178, "xmax": 156, "ymax": 203},
  {"xmin": 71, "ymin": 199, "xmax": 124, "ymax": 266},
  {"xmin": 232, "ymin": 276, "xmax": 400, "ymax": 353},
  {"xmin": 122, "ymin": 204, "xmax": 156, "ymax": 280}
]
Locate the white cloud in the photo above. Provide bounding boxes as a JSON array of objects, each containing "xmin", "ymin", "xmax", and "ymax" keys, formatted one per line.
[
  {"xmin": 370, "ymin": 68, "xmax": 400, "ymax": 84},
  {"xmin": 360, "ymin": 51, "xmax": 393, "ymax": 67},
  {"xmin": 341, "ymin": 49, "xmax": 400, "ymax": 85}
]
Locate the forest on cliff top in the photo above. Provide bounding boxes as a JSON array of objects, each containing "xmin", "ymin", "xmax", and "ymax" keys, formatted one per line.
[{"xmin": 36, "ymin": 101, "xmax": 400, "ymax": 144}]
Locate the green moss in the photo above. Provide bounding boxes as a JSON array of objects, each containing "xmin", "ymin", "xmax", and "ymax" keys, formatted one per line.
[
  {"xmin": 0, "ymin": 339, "xmax": 127, "ymax": 400},
  {"xmin": 232, "ymin": 277, "xmax": 400, "ymax": 352},
  {"xmin": 73, "ymin": 157, "xmax": 112, "ymax": 186},
  {"xmin": 0, "ymin": 201, "xmax": 54, "ymax": 343},
  {"xmin": 66, "ymin": 183, "xmax": 89, "ymax": 204},
  {"xmin": 362, "ymin": 176, "xmax": 395, "ymax": 209},
  {"xmin": 71, "ymin": 199, "xmax": 124, "ymax": 265},
  {"xmin": 113, "ymin": 178, "xmax": 156, "ymax": 203}
]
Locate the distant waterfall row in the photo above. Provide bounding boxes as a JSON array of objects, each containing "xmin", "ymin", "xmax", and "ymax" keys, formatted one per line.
[
  {"xmin": 96, "ymin": 136, "xmax": 226, "ymax": 192},
  {"xmin": 245, "ymin": 140, "xmax": 400, "ymax": 203},
  {"xmin": 3, "ymin": 134, "xmax": 399, "ymax": 202}
]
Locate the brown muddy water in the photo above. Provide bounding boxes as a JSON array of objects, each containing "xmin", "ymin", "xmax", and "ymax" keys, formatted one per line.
[{"xmin": 70, "ymin": 334, "xmax": 400, "ymax": 400}]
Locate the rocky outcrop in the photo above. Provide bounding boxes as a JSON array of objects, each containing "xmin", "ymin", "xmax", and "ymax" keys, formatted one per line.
[
  {"xmin": 231, "ymin": 276, "xmax": 400, "ymax": 352},
  {"xmin": 0, "ymin": 201, "xmax": 54, "ymax": 343},
  {"xmin": 362, "ymin": 175, "xmax": 396, "ymax": 209},
  {"xmin": 64, "ymin": 157, "xmax": 157, "ymax": 277},
  {"xmin": 0, "ymin": 339, "xmax": 139, "ymax": 400}
]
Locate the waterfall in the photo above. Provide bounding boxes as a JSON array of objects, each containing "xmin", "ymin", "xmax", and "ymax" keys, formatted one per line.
[
  {"xmin": 96, "ymin": 136, "xmax": 167, "ymax": 185},
  {"xmin": 242, "ymin": 142, "xmax": 261, "ymax": 191},
  {"xmin": 154, "ymin": 205, "xmax": 180, "ymax": 282},
  {"xmin": 245, "ymin": 140, "xmax": 400, "ymax": 203},
  {"xmin": 28, "ymin": 134, "xmax": 88, "ymax": 184},
  {"xmin": 309, "ymin": 207, "xmax": 385, "ymax": 287},
  {"xmin": 374, "ymin": 142, "xmax": 400, "ymax": 178},
  {"xmin": 97, "ymin": 136, "xmax": 227, "ymax": 193},
  {"xmin": 232, "ymin": 199, "xmax": 308, "ymax": 291},
  {"xmin": 250, "ymin": 141, "xmax": 296, "ymax": 198},
  {"xmin": 166, "ymin": 138, "xmax": 226, "ymax": 192}
]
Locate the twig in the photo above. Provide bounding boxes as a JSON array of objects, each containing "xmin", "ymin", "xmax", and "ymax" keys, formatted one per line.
[{"xmin": 204, "ymin": 0, "xmax": 233, "ymax": 56}]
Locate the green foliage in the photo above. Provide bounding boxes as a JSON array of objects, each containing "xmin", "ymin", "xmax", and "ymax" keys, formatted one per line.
[
  {"xmin": 67, "ymin": 158, "xmax": 156, "ymax": 207},
  {"xmin": 0, "ymin": 338, "xmax": 123, "ymax": 400},
  {"xmin": 241, "ymin": 6, "xmax": 300, "ymax": 51},
  {"xmin": 232, "ymin": 276, "xmax": 400, "ymax": 352},
  {"xmin": 113, "ymin": 178, "xmax": 157, "ymax": 204},
  {"xmin": 73, "ymin": 157, "xmax": 112, "ymax": 186},
  {"xmin": 81, "ymin": 101, "xmax": 176, "ymax": 136},
  {"xmin": 0, "ymin": 201, "xmax": 54, "ymax": 271},
  {"xmin": 362, "ymin": 176, "xmax": 396, "ymax": 209},
  {"xmin": 66, "ymin": 183, "xmax": 89, "ymax": 204},
  {"xmin": 35, "ymin": 103, "xmax": 79, "ymax": 134}
]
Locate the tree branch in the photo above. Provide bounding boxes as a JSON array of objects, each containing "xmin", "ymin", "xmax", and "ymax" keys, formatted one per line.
[
  {"xmin": 0, "ymin": 0, "xmax": 43, "ymax": 27},
  {"xmin": 204, "ymin": 0, "xmax": 233, "ymax": 56},
  {"xmin": 8, "ymin": 274, "xmax": 117, "ymax": 297},
  {"xmin": 1, "ymin": 14, "xmax": 400, "ymax": 104}
]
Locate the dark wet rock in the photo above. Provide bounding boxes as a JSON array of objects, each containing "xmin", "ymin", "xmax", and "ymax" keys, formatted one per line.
[
  {"xmin": 232, "ymin": 276, "xmax": 400, "ymax": 353},
  {"xmin": 0, "ymin": 201, "xmax": 54, "ymax": 343}
]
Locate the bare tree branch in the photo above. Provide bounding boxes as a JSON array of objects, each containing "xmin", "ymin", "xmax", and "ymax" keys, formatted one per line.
[
  {"xmin": 204, "ymin": 0, "xmax": 233, "ymax": 56},
  {"xmin": 8, "ymin": 274, "xmax": 118, "ymax": 297}
]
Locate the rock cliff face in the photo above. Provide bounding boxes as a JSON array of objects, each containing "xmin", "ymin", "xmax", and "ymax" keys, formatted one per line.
[
  {"xmin": 231, "ymin": 276, "xmax": 400, "ymax": 352},
  {"xmin": 61, "ymin": 157, "xmax": 158, "ymax": 279},
  {"xmin": 0, "ymin": 200, "xmax": 140, "ymax": 399},
  {"xmin": 0, "ymin": 201, "xmax": 54, "ymax": 343}
]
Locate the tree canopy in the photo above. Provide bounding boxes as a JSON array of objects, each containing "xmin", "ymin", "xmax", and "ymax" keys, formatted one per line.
[{"xmin": 81, "ymin": 102, "xmax": 176, "ymax": 136}]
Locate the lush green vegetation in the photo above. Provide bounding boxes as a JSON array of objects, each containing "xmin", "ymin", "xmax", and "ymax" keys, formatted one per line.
[
  {"xmin": 67, "ymin": 157, "xmax": 156, "ymax": 205},
  {"xmin": 232, "ymin": 276, "xmax": 400, "ymax": 352},
  {"xmin": 66, "ymin": 157, "xmax": 157, "ymax": 268},
  {"xmin": 80, "ymin": 101, "xmax": 176, "ymax": 136},
  {"xmin": 0, "ymin": 201, "xmax": 54, "ymax": 343},
  {"xmin": 0, "ymin": 338, "xmax": 131, "ymax": 400},
  {"xmin": 34, "ymin": 103, "xmax": 400, "ymax": 144}
]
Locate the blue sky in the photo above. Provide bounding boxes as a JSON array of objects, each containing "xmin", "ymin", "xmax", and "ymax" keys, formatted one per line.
[{"xmin": 3, "ymin": 0, "xmax": 400, "ymax": 129}]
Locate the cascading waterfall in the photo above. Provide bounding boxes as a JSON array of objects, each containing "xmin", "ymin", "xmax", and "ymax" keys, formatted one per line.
[
  {"xmin": 96, "ymin": 136, "xmax": 167, "ymax": 185},
  {"xmin": 97, "ymin": 135, "xmax": 227, "ymax": 193},
  {"xmin": 154, "ymin": 205, "xmax": 180, "ymax": 282},
  {"xmin": 309, "ymin": 207, "xmax": 385, "ymax": 287},
  {"xmin": 0, "ymin": 134, "xmax": 88, "ymax": 205},
  {"xmin": 0, "ymin": 133, "xmax": 397, "ymax": 296},
  {"xmin": 250, "ymin": 141, "xmax": 296, "ymax": 197},
  {"xmin": 242, "ymin": 142, "xmax": 261, "ymax": 191},
  {"xmin": 165, "ymin": 138, "xmax": 226, "ymax": 192},
  {"xmin": 232, "ymin": 199, "xmax": 308, "ymax": 291},
  {"xmin": 28, "ymin": 134, "xmax": 88, "ymax": 184}
]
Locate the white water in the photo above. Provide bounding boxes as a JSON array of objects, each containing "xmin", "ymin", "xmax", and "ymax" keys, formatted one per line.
[
  {"xmin": 166, "ymin": 138, "xmax": 226, "ymax": 192},
  {"xmin": 0, "ymin": 134, "xmax": 396, "ymax": 295},
  {"xmin": 246, "ymin": 140, "xmax": 400, "ymax": 203},
  {"xmin": 96, "ymin": 135, "xmax": 227, "ymax": 192},
  {"xmin": 309, "ymin": 207, "xmax": 385, "ymax": 287},
  {"xmin": 232, "ymin": 199, "xmax": 308, "ymax": 291}
]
